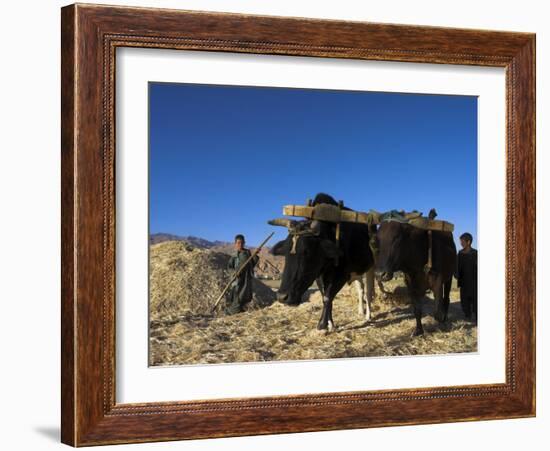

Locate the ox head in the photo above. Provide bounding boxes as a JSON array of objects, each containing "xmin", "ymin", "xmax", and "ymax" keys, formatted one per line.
[
  {"xmin": 375, "ymin": 220, "xmax": 411, "ymax": 282},
  {"xmin": 268, "ymin": 218, "xmax": 340, "ymax": 305}
]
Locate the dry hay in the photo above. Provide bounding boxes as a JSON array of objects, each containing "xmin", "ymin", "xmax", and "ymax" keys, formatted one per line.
[
  {"xmin": 149, "ymin": 240, "xmax": 276, "ymax": 321},
  {"xmin": 149, "ymin": 275, "xmax": 478, "ymax": 366}
]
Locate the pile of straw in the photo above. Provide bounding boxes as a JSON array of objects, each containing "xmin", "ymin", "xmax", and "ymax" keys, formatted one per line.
[
  {"xmin": 149, "ymin": 241, "xmax": 276, "ymax": 321},
  {"xmin": 149, "ymin": 275, "xmax": 477, "ymax": 366}
]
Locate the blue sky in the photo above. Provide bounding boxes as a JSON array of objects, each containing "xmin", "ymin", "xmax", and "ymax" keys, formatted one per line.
[{"xmin": 149, "ymin": 82, "xmax": 477, "ymax": 248}]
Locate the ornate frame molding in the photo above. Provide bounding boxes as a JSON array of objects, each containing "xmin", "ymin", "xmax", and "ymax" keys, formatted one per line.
[{"xmin": 61, "ymin": 4, "xmax": 535, "ymax": 446}]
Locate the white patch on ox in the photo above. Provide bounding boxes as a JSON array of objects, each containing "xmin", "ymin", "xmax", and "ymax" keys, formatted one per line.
[{"xmin": 349, "ymin": 269, "xmax": 375, "ymax": 322}]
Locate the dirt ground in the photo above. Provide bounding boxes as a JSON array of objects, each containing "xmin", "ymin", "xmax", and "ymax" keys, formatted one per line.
[{"xmin": 149, "ymin": 275, "xmax": 477, "ymax": 366}]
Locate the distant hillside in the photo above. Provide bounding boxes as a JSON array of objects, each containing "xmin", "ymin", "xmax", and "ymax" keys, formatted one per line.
[
  {"xmin": 150, "ymin": 233, "xmax": 285, "ymax": 279},
  {"xmin": 150, "ymin": 233, "xmax": 229, "ymax": 248}
]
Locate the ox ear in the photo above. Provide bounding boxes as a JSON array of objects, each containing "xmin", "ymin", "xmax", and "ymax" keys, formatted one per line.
[
  {"xmin": 320, "ymin": 239, "xmax": 341, "ymax": 259},
  {"xmin": 271, "ymin": 239, "xmax": 288, "ymax": 256}
]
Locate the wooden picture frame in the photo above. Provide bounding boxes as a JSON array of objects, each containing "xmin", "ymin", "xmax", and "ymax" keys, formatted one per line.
[{"xmin": 61, "ymin": 3, "xmax": 535, "ymax": 446}]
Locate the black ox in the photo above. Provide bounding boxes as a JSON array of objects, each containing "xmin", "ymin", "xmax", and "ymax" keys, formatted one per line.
[
  {"xmin": 376, "ymin": 218, "xmax": 457, "ymax": 336},
  {"xmin": 269, "ymin": 193, "xmax": 375, "ymax": 331}
]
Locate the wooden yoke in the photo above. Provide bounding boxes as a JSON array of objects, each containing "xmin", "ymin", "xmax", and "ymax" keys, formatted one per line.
[
  {"xmin": 282, "ymin": 204, "xmax": 381, "ymax": 226},
  {"xmin": 281, "ymin": 200, "xmax": 382, "ymax": 268},
  {"xmin": 280, "ymin": 204, "xmax": 454, "ymax": 274}
]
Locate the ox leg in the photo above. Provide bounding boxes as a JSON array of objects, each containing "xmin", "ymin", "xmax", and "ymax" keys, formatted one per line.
[
  {"xmin": 405, "ymin": 272, "xmax": 425, "ymax": 336},
  {"xmin": 318, "ymin": 294, "xmax": 336, "ymax": 332},
  {"xmin": 317, "ymin": 277, "xmax": 330, "ymax": 330},
  {"xmin": 365, "ymin": 267, "xmax": 375, "ymax": 322},
  {"xmin": 433, "ymin": 276, "xmax": 446, "ymax": 323},
  {"xmin": 412, "ymin": 297, "xmax": 424, "ymax": 336},
  {"xmin": 440, "ymin": 277, "xmax": 452, "ymax": 322},
  {"xmin": 354, "ymin": 279, "xmax": 365, "ymax": 316},
  {"xmin": 317, "ymin": 295, "xmax": 333, "ymax": 331},
  {"xmin": 326, "ymin": 297, "xmax": 335, "ymax": 332},
  {"xmin": 316, "ymin": 277, "xmax": 325, "ymax": 297},
  {"xmin": 317, "ymin": 277, "xmax": 346, "ymax": 332}
]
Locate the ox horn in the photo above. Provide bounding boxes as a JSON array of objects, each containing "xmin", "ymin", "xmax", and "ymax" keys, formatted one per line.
[{"xmin": 268, "ymin": 218, "xmax": 296, "ymax": 229}]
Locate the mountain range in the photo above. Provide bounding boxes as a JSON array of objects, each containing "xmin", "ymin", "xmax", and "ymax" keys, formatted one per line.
[{"xmin": 150, "ymin": 233, "xmax": 229, "ymax": 248}]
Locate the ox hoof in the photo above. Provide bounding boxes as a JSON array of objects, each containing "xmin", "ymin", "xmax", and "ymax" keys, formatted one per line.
[
  {"xmin": 327, "ymin": 321, "xmax": 336, "ymax": 333},
  {"xmin": 411, "ymin": 327, "xmax": 424, "ymax": 337},
  {"xmin": 313, "ymin": 327, "xmax": 329, "ymax": 336},
  {"xmin": 434, "ymin": 312, "xmax": 447, "ymax": 323}
]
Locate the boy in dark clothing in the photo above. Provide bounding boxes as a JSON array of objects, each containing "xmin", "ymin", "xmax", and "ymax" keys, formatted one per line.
[
  {"xmin": 456, "ymin": 232, "xmax": 478, "ymax": 322},
  {"xmin": 224, "ymin": 234, "xmax": 259, "ymax": 315}
]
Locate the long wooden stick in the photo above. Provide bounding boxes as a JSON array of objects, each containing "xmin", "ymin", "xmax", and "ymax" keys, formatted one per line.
[{"xmin": 211, "ymin": 232, "xmax": 275, "ymax": 313}]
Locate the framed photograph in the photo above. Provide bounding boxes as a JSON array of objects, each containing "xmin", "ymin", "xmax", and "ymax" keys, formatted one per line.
[{"xmin": 61, "ymin": 3, "xmax": 536, "ymax": 446}]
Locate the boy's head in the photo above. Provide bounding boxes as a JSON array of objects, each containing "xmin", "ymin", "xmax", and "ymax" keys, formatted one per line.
[
  {"xmin": 459, "ymin": 232, "xmax": 473, "ymax": 250},
  {"xmin": 234, "ymin": 234, "xmax": 245, "ymax": 251}
]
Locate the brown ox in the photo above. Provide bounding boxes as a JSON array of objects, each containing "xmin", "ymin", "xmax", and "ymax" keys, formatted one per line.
[{"xmin": 375, "ymin": 220, "xmax": 457, "ymax": 336}]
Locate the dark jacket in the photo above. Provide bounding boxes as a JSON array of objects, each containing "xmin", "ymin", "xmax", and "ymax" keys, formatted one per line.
[{"xmin": 456, "ymin": 248, "xmax": 478, "ymax": 298}]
